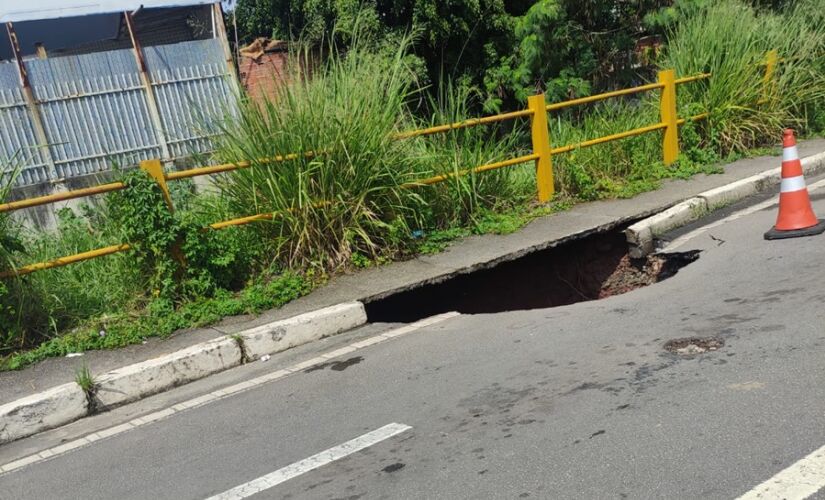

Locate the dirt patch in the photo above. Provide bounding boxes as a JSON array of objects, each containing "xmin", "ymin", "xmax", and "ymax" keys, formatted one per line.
[
  {"xmin": 599, "ymin": 252, "xmax": 699, "ymax": 298},
  {"xmin": 664, "ymin": 337, "xmax": 725, "ymax": 356}
]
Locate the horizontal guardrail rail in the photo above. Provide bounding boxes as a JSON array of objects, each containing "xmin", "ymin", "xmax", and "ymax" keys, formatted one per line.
[
  {"xmin": 0, "ymin": 50, "xmax": 784, "ymax": 279},
  {"xmin": 393, "ymin": 109, "xmax": 536, "ymax": 139}
]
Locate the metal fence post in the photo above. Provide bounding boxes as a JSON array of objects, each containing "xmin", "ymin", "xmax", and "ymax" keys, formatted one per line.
[
  {"xmin": 139, "ymin": 159, "xmax": 174, "ymax": 212},
  {"xmin": 658, "ymin": 69, "xmax": 679, "ymax": 165},
  {"xmin": 139, "ymin": 158, "xmax": 187, "ymax": 270},
  {"xmin": 125, "ymin": 12, "xmax": 172, "ymax": 164},
  {"xmin": 6, "ymin": 22, "xmax": 57, "ymax": 181},
  {"xmin": 527, "ymin": 93, "xmax": 554, "ymax": 203}
]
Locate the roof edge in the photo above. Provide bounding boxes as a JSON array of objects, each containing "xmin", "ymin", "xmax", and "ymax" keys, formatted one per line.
[{"xmin": 1, "ymin": 1, "xmax": 217, "ymax": 24}]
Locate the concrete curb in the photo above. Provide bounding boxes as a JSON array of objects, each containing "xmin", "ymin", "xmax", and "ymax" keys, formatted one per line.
[
  {"xmin": 94, "ymin": 337, "xmax": 242, "ymax": 409},
  {"xmin": 0, "ymin": 302, "xmax": 367, "ymax": 445},
  {"xmin": 626, "ymin": 150, "xmax": 825, "ymax": 257},
  {"xmin": 0, "ymin": 384, "xmax": 88, "ymax": 444},
  {"xmin": 240, "ymin": 302, "xmax": 367, "ymax": 360}
]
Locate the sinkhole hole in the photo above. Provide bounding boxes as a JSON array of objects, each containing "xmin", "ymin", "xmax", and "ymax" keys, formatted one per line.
[{"xmin": 364, "ymin": 227, "xmax": 700, "ymax": 323}]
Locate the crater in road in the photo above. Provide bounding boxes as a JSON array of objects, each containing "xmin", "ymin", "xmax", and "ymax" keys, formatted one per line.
[{"xmin": 365, "ymin": 228, "xmax": 700, "ymax": 322}]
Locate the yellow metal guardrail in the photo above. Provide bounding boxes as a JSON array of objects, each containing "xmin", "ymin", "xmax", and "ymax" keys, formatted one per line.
[{"xmin": 1, "ymin": 57, "xmax": 772, "ymax": 279}]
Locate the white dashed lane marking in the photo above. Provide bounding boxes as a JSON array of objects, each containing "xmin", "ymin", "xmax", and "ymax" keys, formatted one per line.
[
  {"xmin": 738, "ymin": 443, "xmax": 825, "ymax": 500},
  {"xmin": 204, "ymin": 423, "xmax": 412, "ymax": 500}
]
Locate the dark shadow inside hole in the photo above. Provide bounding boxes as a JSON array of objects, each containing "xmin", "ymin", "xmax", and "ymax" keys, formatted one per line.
[{"xmin": 365, "ymin": 228, "xmax": 700, "ymax": 323}]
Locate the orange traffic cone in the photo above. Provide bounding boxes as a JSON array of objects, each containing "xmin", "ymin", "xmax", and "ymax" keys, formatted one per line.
[{"xmin": 765, "ymin": 129, "xmax": 825, "ymax": 240}]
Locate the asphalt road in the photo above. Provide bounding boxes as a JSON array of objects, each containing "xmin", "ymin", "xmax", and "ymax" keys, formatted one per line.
[{"xmin": 4, "ymin": 176, "xmax": 825, "ymax": 499}]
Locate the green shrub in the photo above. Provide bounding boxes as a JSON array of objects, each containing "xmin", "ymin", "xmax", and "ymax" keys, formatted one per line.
[
  {"xmin": 0, "ymin": 165, "xmax": 31, "ymax": 351},
  {"xmin": 660, "ymin": 0, "xmax": 825, "ymax": 154},
  {"xmin": 106, "ymin": 170, "xmax": 263, "ymax": 301},
  {"xmin": 213, "ymin": 34, "xmax": 428, "ymax": 270}
]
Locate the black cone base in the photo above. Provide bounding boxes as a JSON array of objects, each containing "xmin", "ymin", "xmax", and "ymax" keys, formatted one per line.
[{"xmin": 764, "ymin": 219, "xmax": 825, "ymax": 240}]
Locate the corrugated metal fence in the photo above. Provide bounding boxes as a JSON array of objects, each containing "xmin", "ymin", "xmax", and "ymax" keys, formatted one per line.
[{"xmin": 0, "ymin": 38, "xmax": 234, "ymax": 187}]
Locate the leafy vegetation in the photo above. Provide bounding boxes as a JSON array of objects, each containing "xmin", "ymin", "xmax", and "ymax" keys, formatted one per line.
[
  {"xmin": 0, "ymin": 164, "xmax": 28, "ymax": 350},
  {"xmin": 214, "ymin": 35, "xmax": 536, "ymax": 269},
  {"xmin": 661, "ymin": 0, "xmax": 825, "ymax": 154},
  {"xmin": 231, "ymin": 0, "xmax": 804, "ymax": 112},
  {"xmin": 1, "ymin": 270, "xmax": 315, "ymax": 370},
  {"xmin": 233, "ymin": 0, "xmax": 677, "ymax": 110},
  {"xmin": 215, "ymin": 35, "xmax": 423, "ymax": 270},
  {"xmin": 0, "ymin": 168, "xmax": 316, "ymax": 369}
]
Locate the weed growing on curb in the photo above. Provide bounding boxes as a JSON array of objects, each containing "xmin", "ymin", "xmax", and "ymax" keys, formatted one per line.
[
  {"xmin": 74, "ymin": 363, "xmax": 99, "ymax": 413},
  {"xmin": 74, "ymin": 363, "xmax": 94, "ymax": 392}
]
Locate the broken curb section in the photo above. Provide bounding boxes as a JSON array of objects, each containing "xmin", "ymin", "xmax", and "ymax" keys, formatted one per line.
[
  {"xmin": 0, "ymin": 301, "xmax": 367, "ymax": 445},
  {"xmin": 626, "ymin": 150, "xmax": 825, "ymax": 257}
]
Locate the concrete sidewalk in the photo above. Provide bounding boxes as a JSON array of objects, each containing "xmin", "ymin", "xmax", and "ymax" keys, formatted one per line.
[{"xmin": 2, "ymin": 138, "xmax": 824, "ymax": 406}]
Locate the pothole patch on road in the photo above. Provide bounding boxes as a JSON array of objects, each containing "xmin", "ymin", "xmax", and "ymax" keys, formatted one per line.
[{"xmin": 664, "ymin": 336, "xmax": 724, "ymax": 356}]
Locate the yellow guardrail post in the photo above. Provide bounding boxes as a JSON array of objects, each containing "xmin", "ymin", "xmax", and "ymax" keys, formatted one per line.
[
  {"xmin": 763, "ymin": 49, "xmax": 778, "ymax": 103},
  {"xmin": 139, "ymin": 159, "xmax": 175, "ymax": 212},
  {"xmin": 527, "ymin": 93, "xmax": 554, "ymax": 203},
  {"xmin": 658, "ymin": 69, "xmax": 679, "ymax": 165},
  {"xmin": 139, "ymin": 159, "xmax": 186, "ymax": 269}
]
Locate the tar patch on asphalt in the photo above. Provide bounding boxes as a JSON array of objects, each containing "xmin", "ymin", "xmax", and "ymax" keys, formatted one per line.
[
  {"xmin": 382, "ymin": 462, "xmax": 405, "ymax": 473},
  {"xmin": 304, "ymin": 356, "xmax": 364, "ymax": 373}
]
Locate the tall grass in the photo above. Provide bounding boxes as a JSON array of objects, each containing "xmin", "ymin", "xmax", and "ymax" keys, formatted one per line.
[
  {"xmin": 213, "ymin": 34, "xmax": 549, "ymax": 270},
  {"xmin": 2, "ymin": 206, "xmax": 142, "ymax": 352},
  {"xmin": 0, "ymin": 163, "xmax": 29, "ymax": 350},
  {"xmin": 408, "ymin": 80, "xmax": 533, "ymax": 228},
  {"xmin": 661, "ymin": 0, "xmax": 825, "ymax": 153},
  {"xmin": 550, "ymin": 101, "xmax": 661, "ymax": 199},
  {"xmin": 547, "ymin": 0, "xmax": 825, "ymax": 199},
  {"xmin": 0, "ymin": 164, "xmax": 22, "ymax": 273},
  {"xmin": 214, "ymin": 36, "xmax": 424, "ymax": 269}
]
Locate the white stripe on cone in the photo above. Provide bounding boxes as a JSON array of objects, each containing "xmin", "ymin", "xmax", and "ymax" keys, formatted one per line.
[
  {"xmin": 783, "ymin": 145, "xmax": 800, "ymax": 162},
  {"xmin": 781, "ymin": 175, "xmax": 807, "ymax": 193}
]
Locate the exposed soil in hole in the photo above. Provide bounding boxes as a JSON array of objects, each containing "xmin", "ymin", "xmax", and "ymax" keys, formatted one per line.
[
  {"xmin": 664, "ymin": 337, "xmax": 725, "ymax": 356},
  {"xmin": 365, "ymin": 229, "xmax": 699, "ymax": 323}
]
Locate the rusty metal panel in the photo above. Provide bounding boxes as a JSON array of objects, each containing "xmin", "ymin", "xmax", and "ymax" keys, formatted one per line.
[
  {"xmin": 0, "ymin": 38, "xmax": 235, "ymax": 187},
  {"xmin": 0, "ymin": 62, "xmax": 48, "ymax": 186},
  {"xmin": 145, "ymin": 39, "xmax": 233, "ymax": 159},
  {"xmin": 27, "ymin": 48, "xmax": 163, "ymax": 180},
  {"xmin": 1, "ymin": 1, "xmax": 215, "ymax": 23}
]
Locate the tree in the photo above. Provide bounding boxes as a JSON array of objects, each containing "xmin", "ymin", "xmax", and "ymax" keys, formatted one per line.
[
  {"xmin": 232, "ymin": 0, "xmax": 681, "ymax": 110},
  {"xmin": 233, "ymin": 0, "xmax": 381, "ymax": 45}
]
